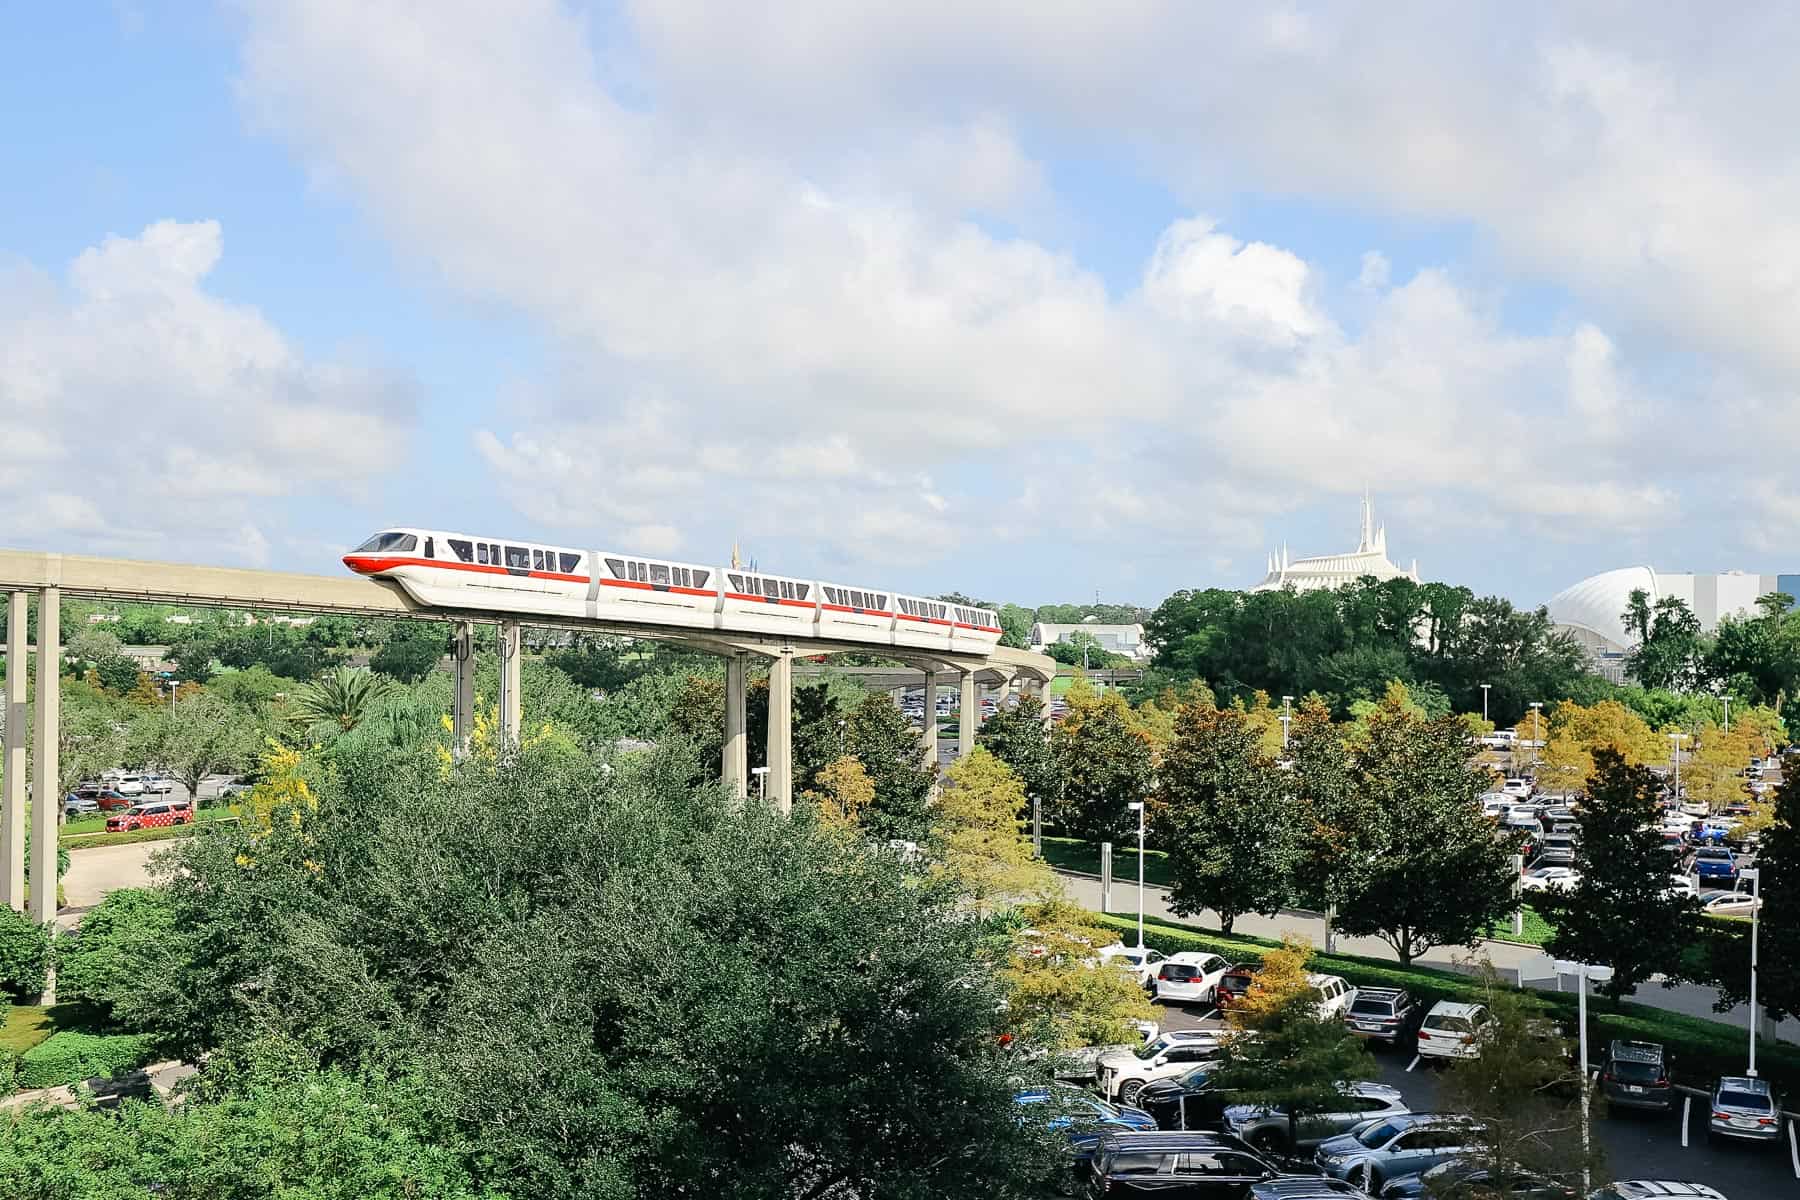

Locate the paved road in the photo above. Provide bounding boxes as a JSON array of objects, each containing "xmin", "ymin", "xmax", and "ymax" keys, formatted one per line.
[
  {"xmin": 1060, "ymin": 870, "xmax": 1800, "ymax": 1047},
  {"xmin": 1155, "ymin": 1001, "xmax": 1799, "ymax": 1197}
]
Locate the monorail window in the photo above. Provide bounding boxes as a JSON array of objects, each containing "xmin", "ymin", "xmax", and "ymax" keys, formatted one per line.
[
  {"xmin": 605, "ymin": 557, "xmax": 625, "ymax": 579},
  {"xmin": 794, "ymin": 584, "xmax": 808, "ymax": 601},
  {"xmin": 354, "ymin": 532, "xmax": 417, "ymax": 553},
  {"xmin": 505, "ymin": 546, "xmax": 532, "ymax": 570},
  {"xmin": 477, "ymin": 544, "xmax": 490, "ymax": 565},
  {"xmin": 423, "ymin": 538, "xmax": 435, "ymax": 559},
  {"xmin": 728, "ymin": 574, "xmax": 744, "ymax": 592},
  {"xmin": 763, "ymin": 578, "xmax": 780, "ymax": 598},
  {"xmin": 532, "ymin": 550, "xmax": 545, "ymax": 570},
  {"xmin": 874, "ymin": 594, "xmax": 887, "ymax": 610},
  {"xmin": 692, "ymin": 570, "xmax": 709, "ymax": 589},
  {"xmin": 448, "ymin": 539, "xmax": 473, "ymax": 563},
  {"xmin": 560, "ymin": 553, "xmax": 581, "ymax": 574},
  {"xmin": 650, "ymin": 563, "xmax": 671, "ymax": 586},
  {"xmin": 489, "ymin": 544, "xmax": 500, "ymax": 563}
]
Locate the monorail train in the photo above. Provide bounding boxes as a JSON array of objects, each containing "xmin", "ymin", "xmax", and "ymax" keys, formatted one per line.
[{"xmin": 342, "ymin": 527, "xmax": 1003, "ymax": 654}]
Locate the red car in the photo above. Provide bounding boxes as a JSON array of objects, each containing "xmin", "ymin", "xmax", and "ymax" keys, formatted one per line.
[
  {"xmin": 74, "ymin": 788, "xmax": 137, "ymax": 812},
  {"xmin": 105, "ymin": 799, "xmax": 194, "ymax": 833},
  {"xmin": 1213, "ymin": 964, "xmax": 1257, "ymax": 1010}
]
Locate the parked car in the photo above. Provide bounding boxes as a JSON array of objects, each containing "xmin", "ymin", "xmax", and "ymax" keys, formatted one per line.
[
  {"xmin": 1707, "ymin": 1075, "xmax": 1783, "ymax": 1144},
  {"xmin": 63, "ymin": 794, "xmax": 101, "ymax": 819},
  {"xmin": 1599, "ymin": 1040, "xmax": 1674, "ymax": 1113},
  {"xmin": 1313, "ymin": 1114, "xmax": 1488, "ymax": 1193},
  {"xmin": 104, "ymin": 771, "xmax": 145, "ymax": 796},
  {"xmin": 1310, "ymin": 973, "xmax": 1357, "ymax": 1020},
  {"xmin": 1154, "ymin": 952, "xmax": 1233, "ymax": 1006},
  {"xmin": 1415, "ymin": 1002, "xmax": 1491, "ymax": 1061},
  {"xmin": 1097, "ymin": 1031, "xmax": 1226, "ymax": 1105},
  {"xmin": 1378, "ymin": 1160, "xmax": 1573, "ymax": 1198},
  {"xmin": 1519, "ymin": 865, "xmax": 1581, "ymax": 893},
  {"xmin": 1588, "ymin": 1184, "xmax": 1727, "ymax": 1200},
  {"xmin": 1702, "ymin": 892, "xmax": 1762, "ymax": 918},
  {"xmin": 1343, "ymin": 987, "xmax": 1421, "ymax": 1048},
  {"xmin": 1214, "ymin": 964, "xmax": 1257, "ymax": 1011},
  {"xmin": 1013, "ymin": 1085, "xmax": 1158, "ymax": 1135},
  {"xmin": 1081, "ymin": 1131, "xmax": 1282, "ymax": 1198},
  {"xmin": 141, "ymin": 774, "xmax": 175, "ymax": 795},
  {"xmin": 1098, "ymin": 944, "xmax": 1168, "ymax": 989},
  {"xmin": 1501, "ymin": 778, "xmax": 1533, "ymax": 798},
  {"xmin": 104, "ymin": 799, "xmax": 194, "ymax": 833},
  {"xmin": 1692, "ymin": 847, "xmax": 1740, "ymax": 885},
  {"xmin": 1222, "ymin": 1081, "xmax": 1409, "ymax": 1155},
  {"xmin": 92, "ymin": 789, "xmax": 135, "ymax": 812},
  {"xmin": 1137, "ymin": 1066, "xmax": 1239, "ymax": 1132},
  {"xmin": 1252, "ymin": 1179, "xmax": 1376, "ymax": 1200}
]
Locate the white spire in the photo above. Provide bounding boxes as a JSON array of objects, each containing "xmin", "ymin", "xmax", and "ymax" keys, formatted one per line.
[{"xmin": 1358, "ymin": 488, "xmax": 1375, "ymax": 553}]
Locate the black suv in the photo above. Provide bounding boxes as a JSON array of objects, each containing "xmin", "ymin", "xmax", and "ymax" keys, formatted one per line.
[
  {"xmin": 1137, "ymin": 1067, "xmax": 1240, "ymax": 1132},
  {"xmin": 1343, "ymin": 987, "xmax": 1420, "ymax": 1048},
  {"xmin": 1082, "ymin": 1131, "xmax": 1282, "ymax": 1197},
  {"xmin": 1599, "ymin": 1040, "xmax": 1673, "ymax": 1112}
]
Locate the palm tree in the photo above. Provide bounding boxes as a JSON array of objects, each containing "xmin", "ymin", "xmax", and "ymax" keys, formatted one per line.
[{"xmin": 291, "ymin": 666, "xmax": 390, "ymax": 732}]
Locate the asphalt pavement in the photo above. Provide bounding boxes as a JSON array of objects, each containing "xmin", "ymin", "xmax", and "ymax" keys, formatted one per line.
[{"xmin": 1153, "ymin": 1000, "xmax": 1799, "ymax": 1198}]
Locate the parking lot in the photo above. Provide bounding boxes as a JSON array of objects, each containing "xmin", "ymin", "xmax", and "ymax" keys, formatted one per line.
[{"xmin": 1152, "ymin": 1001, "xmax": 1800, "ymax": 1196}]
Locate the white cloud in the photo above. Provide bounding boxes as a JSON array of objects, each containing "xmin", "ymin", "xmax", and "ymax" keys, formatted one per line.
[
  {"xmin": 224, "ymin": 1, "xmax": 1800, "ymax": 590},
  {"xmin": 0, "ymin": 219, "xmax": 413, "ymax": 561}
]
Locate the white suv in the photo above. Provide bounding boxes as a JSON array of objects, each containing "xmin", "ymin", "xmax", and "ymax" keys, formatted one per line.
[
  {"xmin": 1416, "ymin": 1000, "xmax": 1492, "ymax": 1061},
  {"xmin": 1095, "ymin": 1030, "xmax": 1224, "ymax": 1104},
  {"xmin": 1309, "ymin": 973, "xmax": 1356, "ymax": 1019},
  {"xmin": 1152, "ymin": 951, "xmax": 1232, "ymax": 1006},
  {"xmin": 1096, "ymin": 944, "xmax": 1166, "ymax": 989}
]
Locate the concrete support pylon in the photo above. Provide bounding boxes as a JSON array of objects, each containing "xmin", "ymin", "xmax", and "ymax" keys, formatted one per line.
[
  {"xmin": 496, "ymin": 620, "xmax": 522, "ymax": 749},
  {"xmin": 920, "ymin": 667, "xmax": 939, "ymax": 767},
  {"xmin": 451, "ymin": 620, "xmax": 475, "ymax": 761},
  {"xmin": 723, "ymin": 653, "xmax": 748, "ymax": 802},
  {"xmin": 29, "ymin": 587, "xmax": 58, "ymax": 925},
  {"xmin": 957, "ymin": 669, "xmax": 977, "ymax": 758},
  {"xmin": 765, "ymin": 649, "xmax": 793, "ymax": 815},
  {"xmin": 1038, "ymin": 678, "xmax": 1056, "ymax": 730},
  {"xmin": 2, "ymin": 591, "xmax": 26, "ymax": 913}
]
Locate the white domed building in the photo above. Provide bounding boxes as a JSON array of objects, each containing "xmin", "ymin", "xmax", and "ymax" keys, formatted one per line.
[
  {"xmin": 1547, "ymin": 567, "xmax": 1800, "ymax": 682},
  {"xmin": 1250, "ymin": 494, "xmax": 1420, "ymax": 593}
]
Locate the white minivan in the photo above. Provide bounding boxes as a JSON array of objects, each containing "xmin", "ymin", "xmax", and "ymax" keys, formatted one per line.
[{"xmin": 1152, "ymin": 951, "xmax": 1232, "ymax": 1006}]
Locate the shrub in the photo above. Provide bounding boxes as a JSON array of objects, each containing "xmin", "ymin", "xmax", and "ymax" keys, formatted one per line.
[
  {"xmin": 16, "ymin": 1030, "xmax": 154, "ymax": 1089},
  {"xmin": 0, "ymin": 909, "xmax": 50, "ymax": 999},
  {"xmin": 0, "ymin": 1049, "xmax": 13, "ymax": 1094},
  {"xmin": 55, "ymin": 888, "xmax": 180, "ymax": 1018}
]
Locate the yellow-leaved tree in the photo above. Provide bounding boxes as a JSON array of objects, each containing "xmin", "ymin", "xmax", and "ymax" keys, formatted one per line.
[
  {"xmin": 998, "ymin": 898, "xmax": 1156, "ymax": 1050},
  {"xmin": 931, "ymin": 748, "xmax": 1055, "ymax": 904},
  {"xmin": 1225, "ymin": 934, "xmax": 1313, "ymax": 1033},
  {"xmin": 800, "ymin": 754, "xmax": 875, "ymax": 831},
  {"xmin": 434, "ymin": 697, "xmax": 578, "ymax": 774},
  {"xmin": 1536, "ymin": 700, "xmax": 1662, "ymax": 796},
  {"xmin": 1683, "ymin": 721, "xmax": 1760, "ymax": 813}
]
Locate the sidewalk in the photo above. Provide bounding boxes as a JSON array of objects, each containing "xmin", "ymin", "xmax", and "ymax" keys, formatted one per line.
[{"xmin": 1057, "ymin": 869, "xmax": 1798, "ymax": 1045}]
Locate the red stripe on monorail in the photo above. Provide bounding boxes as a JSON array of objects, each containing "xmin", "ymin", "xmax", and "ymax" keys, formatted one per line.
[
  {"xmin": 725, "ymin": 592, "xmax": 817, "ymax": 610},
  {"xmin": 821, "ymin": 603, "xmax": 894, "ymax": 618},
  {"xmin": 343, "ymin": 555, "xmax": 590, "ymax": 584}
]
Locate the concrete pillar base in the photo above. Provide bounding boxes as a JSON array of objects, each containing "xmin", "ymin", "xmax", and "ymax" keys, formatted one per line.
[
  {"xmin": 766, "ymin": 650, "xmax": 793, "ymax": 814},
  {"xmin": 724, "ymin": 654, "xmax": 748, "ymax": 802},
  {"xmin": 496, "ymin": 620, "xmax": 522, "ymax": 749},
  {"xmin": 29, "ymin": 587, "xmax": 58, "ymax": 925},
  {"xmin": 957, "ymin": 669, "xmax": 977, "ymax": 758},
  {"xmin": 2, "ymin": 590, "xmax": 26, "ymax": 913},
  {"xmin": 451, "ymin": 620, "xmax": 475, "ymax": 761},
  {"xmin": 921, "ymin": 668, "xmax": 939, "ymax": 768}
]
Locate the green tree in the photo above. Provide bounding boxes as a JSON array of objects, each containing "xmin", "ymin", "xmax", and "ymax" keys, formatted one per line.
[
  {"xmin": 1157, "ymin": 702, "xmax": 1294, "ymax": 934},
  {"xmin": 845, "ymin": 692, "xmax": 935, "ymax": 841},
  {"xmin": 996, "ymin": 603, "xmax": 1035, "ymax": 649},
  {"xmin": 1434, "ymin": 968, "xmax": 1603, "ymax": 1196},
  {"xmin": 369, "ymin": 621, "xmax": 448, "ymax": 683},
  {"xmin": 291, "ymin": 666, "xmax": 391, "ymax": 733},
  {"xmin": 1323, "ymin": 697, "xmax": 1518, "ymax": 966},
  {"xmin": 1206, "ymin": 935, "xmax": 1372, "ymax": 1149},
  {"xmin": 1731, "ymin": 765, "xmax": 1800, "ymax": 1020},
  {"xmin": 0, "ymin": 905, "xmax": 51, "ymax": 998},
  {"xmin": 999, "ymin": 899, "xmax": 1156, "ymax": 1051},
  {"xmin": 931, "ymin": 749, "xmax": 1052, "ymax": 904},
  {"xmin": 977, "ymin": 693, "xmax": 1059, "ymax": 823},
  {"xmin": 1050, "ymin": 691, "xmax": 1154, "ymax": 844},
  {"xmin": 1536, "ymin": 749, "xmax": 1701, "ymax": 1003},
  {"xmin": 141, "ymin": 744, "xmax": 1056, "ymax": 1199},
  {"xmin": 1626, "ymin": 594, "xmax": 1707, "ymax": 692},
  {"xmin": 54, "ymin": 887, "xmax": 185, "ymax": 1022},
  {"xmin": 142, "ymin": 691, "xmax": 263, "ymax": 801}
]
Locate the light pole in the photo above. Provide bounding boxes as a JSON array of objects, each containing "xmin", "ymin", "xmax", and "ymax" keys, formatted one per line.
[
  {"xmin": 1743, "ymin": 867, "xmax": 1763, "ymax": 1077},
  {"xmin": 1281, "ymin": 695, "xmax": 1294, "ymax": 750},
  {"xmin": 1723, "ymin": 693, "xmax": 1730, "ymax": 733},
  {"xmin": 837, "ymin": 719, "xmax": 846, "ymax": 758},
  {"xmin": 1529, "ymin": 701, "xmax": 1542, "ymax": 769},
  {"xmin": 1127, "ymin": 800, "xmax": 1146, "ymax": 948},
  {"xmin": 1554, "ymin": 958, "xmax": 1615, "ymax": 1196},
  {"xmin": 1669, "ymin": 732, "xmax": 1689, "ymax": 800},
  {"xmin": 1480, "ymin": 683, "xmax": 1490, "ymax": 724}
]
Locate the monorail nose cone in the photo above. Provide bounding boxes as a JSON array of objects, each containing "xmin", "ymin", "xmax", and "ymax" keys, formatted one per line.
[{"xmin": 343, "ymin": 555, "xmax": 376, "ymax": 575}]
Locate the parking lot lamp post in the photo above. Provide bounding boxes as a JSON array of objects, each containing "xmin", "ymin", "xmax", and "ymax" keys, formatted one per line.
[
  {"xmin": 1528, "ymin": 702, "xmax": 1542, "ymax": 769},
  {"xmin": 1127, "ymin": 800, "xmax": 1146, "ymax": 948},
  {"xmin": 1668, "ymin": 732, "xmax": 1688, "ymax": 799},
  {"xmin": 1480, "ymin": 683, "xmax": 1490, "ymax": 724},
  {"xmin": 1723, "ymin": 693, "xmax": 1730, "ymax": 734},
  {"xmin": 1743, "ymin": 867, "xmax": 1762, "ymax": 1077},
  {"xmin": 1553, "ymin": 958, "xmax": 1615, "ymax": 1196},
  {"xmin": 1281, "ymin": 696, "xmax": 1293, "ymax": 749}
]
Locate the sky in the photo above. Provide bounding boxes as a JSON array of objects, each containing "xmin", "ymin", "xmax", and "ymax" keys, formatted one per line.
[{"xmin": 4, "ymin": 3, "xmax": 1799, "ymax": 612}]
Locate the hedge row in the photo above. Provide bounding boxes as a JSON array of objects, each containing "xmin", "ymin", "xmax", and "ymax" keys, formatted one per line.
[
  {"xmin": 1090, "ymin": 910, "xmax": 1800, "ymax": 1095},
  {"xmin": 16, "ymin": 1030, "xmax": 155, "ymax": 1090}
]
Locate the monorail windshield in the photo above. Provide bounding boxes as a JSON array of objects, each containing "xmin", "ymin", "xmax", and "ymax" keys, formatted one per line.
[{"xmin": 354, "ymin": 532, "xmax": 417, "ymax": 553}]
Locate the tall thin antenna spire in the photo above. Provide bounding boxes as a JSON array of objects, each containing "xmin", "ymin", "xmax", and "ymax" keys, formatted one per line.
[{"xmin": 1358, "ymin": 488, "xmax": 1375, "ymax": 553}]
